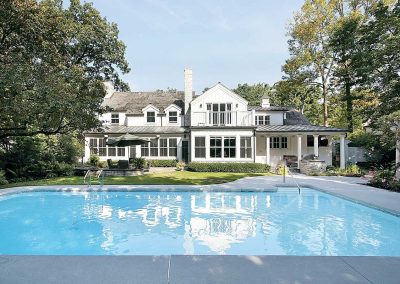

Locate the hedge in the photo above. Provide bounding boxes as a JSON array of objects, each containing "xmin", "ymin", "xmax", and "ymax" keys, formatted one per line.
[
  {"xmin": 188, "ymin": 162, "xmax": 271, "ymax": 173},
  {"xmin": 148, "ymin": 159, "xmax": 177, "ymax": 167}
]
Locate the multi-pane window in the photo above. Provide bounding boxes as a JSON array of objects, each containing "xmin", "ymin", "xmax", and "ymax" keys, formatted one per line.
[
  {"xmin": 117, "ymin": 147, "xmax": 125, "ymax": 156},
  {"xmin": 141, "ymin": 142, "xmax": 149, "ymax": 157},
  {"xmin": 169, "ymin": 138, "xmax": 177, "ymax": 156},
  {"xmin": 150, "ymin": 139, "xmax": 158, "ymax": 156},
  {"xmin": 210, "ymin": 137, "xmax": 222, "ymax": 158},
  {"xmin": 111, "ymin": 113, "xmax": 119, "ymax": 124},
  {"xmin": 240, "ymin": 137, "xmax": 252, "ymax": 158},
  {"xmin": 270, "ymin": 137, "xmax": 288, "ymax": 149},
  {"xmin": 256, "ymin": 115, "xmax": 270, "ymax": 125},
  {"xmin": 281, "ymin": 137, "xmax": 288, "ymax": 149},
  {"xmin": 207, "ymin": 103, "xmax": 232, "ymax": 125},
  {"xmin": 160, "ymin": 138, "xmax": 168, "ymax": 156},
  {"xmin": 89, "ymin": 138, "xmax": 98, "ymax": 155},
  {"xmin": 108, "ymin": 147, "xmax": 116, "ymax": 156},
  {"xmin": 169, "ymin": 111, "xmax": 178, "ymax": 123},
  {"xmin": 98, "ymin": 138, "xmax": 107, "ymax": 156},
  {"xmin": 195, "ymin": 137, "xmax": 206, "ymax": 158},
  {"xmin": 147, "ymin": 111, "xmax": 155, "ymax": 123},
  {"xmin": 223, "ymin": 137, "xmax": 236, "ymax": 158},
  {"xmin": 270, "ymin": 137, "xmax": 280, "ymax": 149}
]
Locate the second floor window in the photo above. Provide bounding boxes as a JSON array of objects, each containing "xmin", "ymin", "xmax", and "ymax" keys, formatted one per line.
[
  {"xmin": 111, "ymin": 113, "xmax": 119, "ymax": 124},
  {"xmin": 256, "ymin": 115, "xmax": 270, "ymax": 125},
  {"xmin": 147, "ymin": 111, "xmax": 155, "ymax": 123},
  {"xmin": 169, "ymin": 111, "xmax": 178, "ymax": 123}
]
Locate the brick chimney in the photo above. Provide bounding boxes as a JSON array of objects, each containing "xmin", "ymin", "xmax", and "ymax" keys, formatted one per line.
[{"xmin": 184, "ymin": 68, "xmax": 193, "ymax": 125}]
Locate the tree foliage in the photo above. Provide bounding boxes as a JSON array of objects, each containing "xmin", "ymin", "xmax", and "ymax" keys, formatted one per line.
[
  {"xmin": 0, "ymin": 0, "xmax": 130, "ymax": 139},
  {"xmin": 233, "ymin": 83, "xmax": 273, "ymax": 106}
]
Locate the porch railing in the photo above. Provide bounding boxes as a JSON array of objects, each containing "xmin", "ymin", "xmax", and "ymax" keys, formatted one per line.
[{"xmin": 191, "ymin": 111, "xmax": 253, "ymax": 127}]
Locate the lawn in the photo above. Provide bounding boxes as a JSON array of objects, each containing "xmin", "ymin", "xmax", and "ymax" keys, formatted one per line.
[{"xmin": 0, "ymin": 171, "xmax": 269, "ymax": 188}]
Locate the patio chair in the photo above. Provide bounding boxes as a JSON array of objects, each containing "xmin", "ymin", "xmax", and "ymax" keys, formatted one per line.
[
  {"xmin": 118, "ymin": 160, "xmax": 130, "ymax": 170},
  {"xmin": 142, "ymin": 160, "xmax": 151, "ymax": 173},
  {"xmin": 107, "ymin": 159, "xmax": 118, "ymax": 169}
]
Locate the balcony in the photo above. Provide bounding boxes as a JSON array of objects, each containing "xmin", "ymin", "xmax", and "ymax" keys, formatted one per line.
[{"xmin": 191, "ymin": 111, "xmax": 253, "ymax": 127}]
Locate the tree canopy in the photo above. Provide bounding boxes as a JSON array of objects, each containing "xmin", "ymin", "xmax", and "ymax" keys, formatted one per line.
[{"xmin": 0, "ymin": 0, "xmax": 130, "ymax": 140}]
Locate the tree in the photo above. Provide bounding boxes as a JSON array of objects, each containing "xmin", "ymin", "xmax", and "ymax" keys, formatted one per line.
[
  {"xmin": 233, "ymin": 83, "xmax": 273, "ymax": 106},
  {"xmin": 0, "ymin": 0, "xmax": 130, "ymax": 139}
]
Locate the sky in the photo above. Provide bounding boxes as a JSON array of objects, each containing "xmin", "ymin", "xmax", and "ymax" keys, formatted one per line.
[{"xmin": 82, "ymin": 0, "xmax": 304, "ymax": 93}]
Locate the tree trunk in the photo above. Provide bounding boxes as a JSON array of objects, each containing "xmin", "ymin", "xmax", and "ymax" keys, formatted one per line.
[
  {"xmin": 322, "ymin": 79, "xmax": 329, "ymax": 126},
  {"xmin": 345, "ymin": 77, "xmax": 353, "ymax": 132}
]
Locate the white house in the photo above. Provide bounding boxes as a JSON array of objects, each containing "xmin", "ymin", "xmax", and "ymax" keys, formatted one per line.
[{"xmin": 84, "ymin": 69, "xmax": 347, "ymax": 169}]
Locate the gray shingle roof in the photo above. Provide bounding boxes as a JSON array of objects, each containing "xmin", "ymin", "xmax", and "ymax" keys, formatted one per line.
[
  {"xmin": 87, "ymin": 125, "xmax": 188, "ymax": 134},
  {"xmin": 284, "ymin": 110, "xmax": 311, "ymax": 126},
  {"xmin": 102, "ymin": 91, "xmax": 185, "ymax": 114},
  {"xmin": 256, "ymin": 125, "xmax": 347, "ymax": 133}
]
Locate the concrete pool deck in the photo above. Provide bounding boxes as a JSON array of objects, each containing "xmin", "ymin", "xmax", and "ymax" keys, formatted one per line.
[{"xmin": 1, "ymin": 175, "xmax": 400, "ymax": 283}]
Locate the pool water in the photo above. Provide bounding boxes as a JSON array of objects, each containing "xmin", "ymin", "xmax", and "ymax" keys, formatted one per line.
[{"xmin": 0, "ymin": 189, "xmax": 399, "ymax": 256}]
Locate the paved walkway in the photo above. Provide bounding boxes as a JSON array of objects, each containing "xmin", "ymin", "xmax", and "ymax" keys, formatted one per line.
[{"xmin": 1, "ymin": 175, "xmax": 400, "ymax": 283}]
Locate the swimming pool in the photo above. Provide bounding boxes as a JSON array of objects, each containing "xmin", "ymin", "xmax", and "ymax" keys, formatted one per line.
[{"xmin": 0, "ymin": 188, "xmax": 399, "ymax": 256}]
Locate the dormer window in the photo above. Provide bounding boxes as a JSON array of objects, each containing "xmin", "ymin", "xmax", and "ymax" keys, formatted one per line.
[
  {"xmin": 147, "ymin": 111, "xmax": 155, "ymax": 123},
  {"xmin": 111, "ymin": 113, "xmax": 119, "ymax": 124},
  {"xmin": 169, "ymin": 111, "xmax": 178, "ymax": 123}
]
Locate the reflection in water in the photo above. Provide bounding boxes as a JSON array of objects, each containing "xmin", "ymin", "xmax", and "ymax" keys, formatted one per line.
[{"xmin": 0, "ymin": 190, "xmax": 399, "ymax": 255}]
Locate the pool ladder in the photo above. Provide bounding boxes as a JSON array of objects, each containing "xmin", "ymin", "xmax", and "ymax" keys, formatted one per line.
[
  {"xmin": 282, "ymin": 161, "xmax": 301, "ymax": 194},
  {"xmin": 84, "ymin": 170, "xmax": 105, "ymax": 187}
]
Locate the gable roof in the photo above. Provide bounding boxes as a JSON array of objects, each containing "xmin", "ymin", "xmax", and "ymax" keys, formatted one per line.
[
  {"xmin": 191, "ymin": 83, "xmax": 248, "ymax": 105},
  {"xmin": 102, "ymin": 91, "xmax": 185, "ymax": 115}
]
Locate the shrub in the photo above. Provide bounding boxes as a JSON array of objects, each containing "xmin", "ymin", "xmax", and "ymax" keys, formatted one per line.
[
  {"xmin": 88, "ymin": 154, "xmax": 100, "ymax": 167},
  {"xmin": 369, "ymin": 167, "xmax": 400, "ymax": 191},
  {"xmin": 148, "ymin": 159, "xmax": 177, "ymax": 167},
  {"xmin": 130, "ymin": 157, "xmax": 146, "ymax": 169},
  {"xmin": 0, "ymin": 170, "xmax": 8, "ymax": 185},
  {"xmin": 98, "ymin": 161, "xmax": 108, "ymax": 168},
  {"xmin": 51, "ymin": 162, "xmax": 74, "ymax": 176},
  {"xmin": 176, "ymin": 161, "xmax": 186, "ymax": 171},
  {"xmin": 325, "ymin": 164, "xmax": 364, "ymax": 177},
  {"xmin": 188, "ymin": 162, "xmax": 270, "ymax": 173}
]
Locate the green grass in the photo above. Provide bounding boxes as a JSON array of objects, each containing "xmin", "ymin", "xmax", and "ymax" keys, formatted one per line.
[{"xmin": 0, "ymin": 171, "xmax": 271, "ymax": 188}]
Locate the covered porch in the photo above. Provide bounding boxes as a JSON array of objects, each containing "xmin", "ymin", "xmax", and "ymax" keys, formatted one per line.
[{"xmin": 255, "ymin": 126, "xmax": 347, "ymax": 169}]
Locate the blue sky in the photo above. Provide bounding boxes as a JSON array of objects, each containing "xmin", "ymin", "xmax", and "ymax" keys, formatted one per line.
[{"xmin": 84, "ymin": 0, "xmax": 304, "ymax": 93}]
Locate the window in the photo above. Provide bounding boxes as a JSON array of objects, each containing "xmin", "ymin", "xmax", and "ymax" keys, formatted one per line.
[
  {"xmin": 256, "ymin": 115, "xmax": 270, "ymax": 125},
  {"xmin": 141, "ymin": 142, "xmax": 149, "ymax": 157},
  {"xmin": 223, "ymin": 137, "xmax": 236, "ymax": 158},
  {"xmin": 150, "ymin": 139, "xmax": 158, "ymax": 156},
  {"xmin": 160, "ymin": 138, "xmax": 168, "ymax": 156},
  {"xmin": 89, "ymin": 138, "xmax": 98, "ymax": 155},
  {"xmin": 281, "ymin": 137, "xmax": 288, "ymax": 149},
  {"xmin": 108, "ymin": 147, "xmax": 116, "ymax": 156},
  {"xmin": 195, "ymin": 137, "xmax": 206, "ymax": 158},
  {"xmin": 98, "ymin": 138, "xmax": 106, "ymax": 156},
  {"xmin": 147, "ymin": 111, "xmax": 155, "ymax": 123},
  {"xmin": 111, "ymin": 113, "xmax": 119, "ymax": 124},
  {"xmin": 210, "ymin": 137, "xmax": 222, "ymax": 158},
  {"xmin": 169, "ymin": 111, "xmax": 178, "ymax": 123},
  {"xmin": 270, "ymin": 137, "xmax": 280, "ymax": 149},
  {"xmin": 270, "ymin": 137, "xmax": 288, "ymax": 149},
  {"xmin": 240, "ymin": 137, "xmax": 252, "ymax": 158},
  {"xmin": 117, "ymin": 147, "xmax": 125, "ymax": 156},
  {"xmin": 169, "ymin": 138, "xmax": 177, "ymax": 156},
  {"xmin": 207, "ymin": 103, "xmax": 232, "ymax": 125}
]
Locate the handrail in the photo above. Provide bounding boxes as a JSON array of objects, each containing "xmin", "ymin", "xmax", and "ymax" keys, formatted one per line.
[
  {"xmin": 282, "ymin": 160, "xmax": 301, "ymax": 194},
  {"xmin": 83, "ymin": 169, "xmax": 104, "ymax": 187}
]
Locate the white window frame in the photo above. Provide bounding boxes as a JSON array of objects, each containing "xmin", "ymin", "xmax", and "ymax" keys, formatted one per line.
[
  {"xmin": 168, "ymin": 111, "xmax": 178, "ymax": 123},
  {"xmin": 111, "ymin": 113, "xmax": 119, "ymax": 124}
]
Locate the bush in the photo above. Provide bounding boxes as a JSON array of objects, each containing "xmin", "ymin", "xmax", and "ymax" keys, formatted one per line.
[
  {"xmin": 130, "ymin": 157, "xmax": 146, "ymax": 169},
  {"xmin": 176, "ymin": 161, "xmax": 186, "ymax": 171},
  {"xmin": 0, "ymin": 170, "xmax": 8, "ymax": 185},
  {"xmin": 325, "ymin": 164, "xmax": 364, "ymax": 177},
  {"xmin": 148, "ymin": 159, "xmax": 177, "ymax": 167},
  {"xmin": 98, "ymin": 161, "xmax": 108, "ymax": 168},
  {"xmin": 188, "ymin": 162, "xmax": 271, "ymax": 173},
  {"xmin": 88, "ymin": 154, "xmax": 100, "ymax": 167},
  {"xmin": 369, "ymin": 167, "xmax": 400, "ymax": 191},
  {"xmin": 51, "ymin": 162, "xmax": 74, "ymax": 177}
]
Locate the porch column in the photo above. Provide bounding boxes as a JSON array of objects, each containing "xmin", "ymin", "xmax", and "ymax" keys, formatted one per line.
[
  {"xmin": 340, "ymin": 134, "xmax": 346, "ymax": 169},
  {"xmin": 265, "ymin": 136, "xmax": 270, "ymax": 165},
  {"xmin": 313, "ymin": 134, "xmax": 319, "ymax": 157},
  {"xmin": 297, "ymin": 135, "xmax": 302, "ymax": 169}
]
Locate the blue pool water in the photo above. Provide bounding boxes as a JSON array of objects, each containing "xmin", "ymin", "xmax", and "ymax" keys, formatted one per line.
[{"xmin": 0, "ymin": 189, "xmax": 399, "ymax": 256}]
